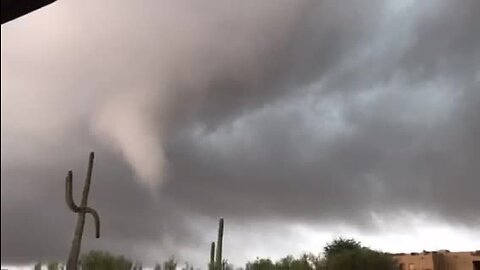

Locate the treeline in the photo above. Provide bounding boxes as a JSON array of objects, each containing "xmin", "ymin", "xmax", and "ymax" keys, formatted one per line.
[
  {"xmin": 246, "ymin": 238, "xmax": 397, "ymax": 270},
  {"xmin": 34, "ymin": 252, "xmax": 183, "ymax": 270},
  {"xmin": 33, "ymin": 238, "xmax": 397, "ymax": 270}
]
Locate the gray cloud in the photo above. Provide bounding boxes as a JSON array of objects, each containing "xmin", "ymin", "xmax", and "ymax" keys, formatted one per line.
[{"xmin": 1, "ymin": 0, "xmax": 480, "ymax": 266}]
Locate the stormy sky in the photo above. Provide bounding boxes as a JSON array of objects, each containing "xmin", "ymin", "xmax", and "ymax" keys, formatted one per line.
[{"xmin": 1, "ymin": 0, "xmax": 480, "ymax": 267}]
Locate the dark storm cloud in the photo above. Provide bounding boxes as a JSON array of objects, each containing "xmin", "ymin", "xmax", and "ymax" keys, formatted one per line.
[
  {"xmin": 1, "ymin": 0, "xmax": 479, "ymax": 266},
  {"xmin": 161, "ymin": 0, "xmax": 480, "ymax": 225}
]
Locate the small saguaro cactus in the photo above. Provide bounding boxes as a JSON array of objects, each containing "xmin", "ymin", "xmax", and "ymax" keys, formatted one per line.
[
  {"xmin": 210, "ymin": 241, "xmax": 216, "ymax": 270},
  {"xmin": 215, "ymin": 218, "xmax": 224, "ymax": 270},
  {"xmin": 65, "ymin": 152, "xmax": 100, "ymax": 270}
]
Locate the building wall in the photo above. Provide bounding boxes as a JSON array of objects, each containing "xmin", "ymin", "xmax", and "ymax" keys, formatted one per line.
[
  {"xmin": 394, "ymin": 251, "xmax": 480, "ymax": 270},
  {"xmin": 441, "ymin": 252, "xmax": 480, "ymax": 270},
  {"xmin": 395, "ymin": 253, "xmax": 435, "ymax": 270}
]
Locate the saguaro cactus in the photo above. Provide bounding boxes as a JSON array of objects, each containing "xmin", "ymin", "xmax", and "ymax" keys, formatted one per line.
[
  {"xmin": 210, "ymin": 242, "xmax": 215, "ymax": 270},
  {"xmin": 65, "ymin": 152, "xmax": 100, "ymax": 270},
  {"xmin": 215, "ymin": 218, "xmax": 224, "ymax": 270}
]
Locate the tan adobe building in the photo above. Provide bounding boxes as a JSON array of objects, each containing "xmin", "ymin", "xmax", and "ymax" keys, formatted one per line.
[{"xmin": 394, "ymin": 250, "xmax": 480, "ymax": 270}]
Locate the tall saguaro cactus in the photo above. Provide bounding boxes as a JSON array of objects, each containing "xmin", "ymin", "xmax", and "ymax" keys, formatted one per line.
[
  {"xmin": 65, "ymin": 152, "xmax": 100, "ymax": 270},
  {"xmin": 215, "ymin": 218, "xmax": 224, "ymax": 270},
  {"xmin": 210, "ymin": 242, "xmax": 216, "ymax": 270}
]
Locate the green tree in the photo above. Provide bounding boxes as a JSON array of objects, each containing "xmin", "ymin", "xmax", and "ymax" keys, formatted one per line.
[
  {"xmin": 324, "ymin": 238, "xmax": 362, "ymax": 259},
  {"xmin": 48, "ymin": 262, "xmax": 59, "ymax": 270},
  {"xmin": 182, "ymin": 261, "xmax": 193, "ymax": 270},
  {"xmin": 80, "ymin": 250, "xmax": 133, "ymax": 270},
  {"xmin": 133, "ymin": 263, "xmax": 143, "ymax": 270},
  {"xmin": 246, "ymin": 258, "xmax": 274, "ymax": 270},
  {"xmin": 275, "ymin": 255, "xmax": 294, "ymax": 270},
  {"xmin": 324, "ymin": 238, "xmax": 397, "ymax": 270},
  {"xmin": 291, "ymin": 254, "xmax": 312, "ymax": 270},
  {"xmin": 275, "ymin": 253, "xmax": 321, "ymax": 270},
  {"xmin": 154, "ymin": 263, "xmax": 162, "ymax": 270},
  {"xmin": 306, "ymin": 253, "xmax": 326, "ymax": 270},
  {"xmin": 248, "ymin": 254, "xmax": 325, "ymax": 270},
  {"xmin": 327, "ymin": 248, "xmax": 396, "ymax": 270},
  {"xmin": 163, "ymin": 257, "xmax": 177, "ymax": 270},
  {"xmin": 223, "ymin": 260, "xmax": 234, "ymax": 270},
  {"xmin": 34, "ymin": 263, "xmax": 42, "ymax": 270}
]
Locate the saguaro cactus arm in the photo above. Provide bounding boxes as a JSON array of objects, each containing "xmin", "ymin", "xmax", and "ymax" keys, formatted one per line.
[
  {"xmin": 83, "ymin": 207, "xmax": 100, "ymax": 238},
  {"xmin": 80, "ymin": 152, "xmax": 95, "ymax": 206},
  {"xmin": 65, "ymin": 171, "xmax": 80, "ymax": 212}
]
